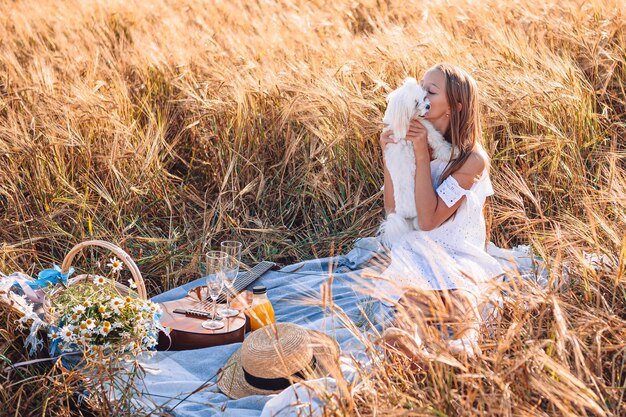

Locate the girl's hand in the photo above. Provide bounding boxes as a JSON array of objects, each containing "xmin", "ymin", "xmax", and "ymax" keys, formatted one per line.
[{"xmin": 406, "ymin": 119, "xmax": 430, "ymax": 160}]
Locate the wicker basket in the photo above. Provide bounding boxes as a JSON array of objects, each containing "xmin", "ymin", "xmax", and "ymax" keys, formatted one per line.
[{"xmin": 43, "ymin": 240, "xmax": 147, "ymax": 323}]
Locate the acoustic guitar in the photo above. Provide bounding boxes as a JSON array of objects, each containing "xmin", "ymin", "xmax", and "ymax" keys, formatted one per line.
[{"xmin": 157, "ymin": 261, "xmax": 278, "ymax": 351}]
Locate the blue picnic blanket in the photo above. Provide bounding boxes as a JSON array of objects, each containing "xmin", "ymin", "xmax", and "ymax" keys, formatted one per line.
[
  {"xmin": 136, "ymin": 238, "xmax": 546, "ymax": 416},
  {"xmin": 137, "ymin": 237, "xmax": 392, "ymax": 416}
]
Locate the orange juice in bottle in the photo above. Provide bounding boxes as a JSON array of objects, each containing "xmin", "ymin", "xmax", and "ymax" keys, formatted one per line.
[{"xmin": 249, "ymin": 285, "xmax": 275, "ymax": 331}]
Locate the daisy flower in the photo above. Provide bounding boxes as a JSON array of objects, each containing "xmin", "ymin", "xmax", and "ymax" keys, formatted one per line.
[
  {"xmin": 72, "ymin": 305, "xmax": 86, "ymax": 315},
  {"xmin": 110, "ymin": 298, "xmax": 124, "ymax": 314},
  {"xmin": 107, "ymin": 257, "xmax": 124, "ymax": 273},
  {"xmin": 93, "ymin": 275, "xmax": 107, "ymax": 286},
  {"xmin": 60, "ymin": 326, "xmax": 75, "ymax": 343},
  {"xmin": 128, "ymin": 279, "xmax": 137, "ymax": 290}
]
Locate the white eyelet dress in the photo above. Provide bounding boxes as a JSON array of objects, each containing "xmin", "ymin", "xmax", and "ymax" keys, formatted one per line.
[{"xmin": 379, "ymin": 159, "xmax": 506, "ymax": 301}]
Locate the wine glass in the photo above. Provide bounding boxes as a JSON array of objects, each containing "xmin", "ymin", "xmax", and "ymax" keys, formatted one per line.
[
  {"xmin": 201, "ymin": 251, "xmax": 226, "ymax": 330},
  {"xmin": 218, "ymin": 241, "xmax": 242, "ymax": 318}
]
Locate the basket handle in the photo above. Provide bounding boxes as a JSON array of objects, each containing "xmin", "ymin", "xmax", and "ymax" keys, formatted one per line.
[{"xmin": 61, "ymin": 240, "xmax": 147, "ymax": 300}]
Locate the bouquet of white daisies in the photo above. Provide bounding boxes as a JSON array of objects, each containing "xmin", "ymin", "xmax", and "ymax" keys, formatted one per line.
[
  {"xmin": 45, "ymin": 256, "xmax": 166, "ymax": 360},
  {"xmin": 12, "ymin": 240, "xmax": 168, "ymax": 363}
]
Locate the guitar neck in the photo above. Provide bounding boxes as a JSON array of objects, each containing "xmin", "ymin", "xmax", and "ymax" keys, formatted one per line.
[{"xmin": 218, "ymin": 261, "xmax": 276, "ymax": 303}]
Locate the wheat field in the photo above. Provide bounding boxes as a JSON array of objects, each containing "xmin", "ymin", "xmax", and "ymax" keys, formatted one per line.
[{"xmin": 0, "ymin": 0, "xmax": 625, "ymax": 415}]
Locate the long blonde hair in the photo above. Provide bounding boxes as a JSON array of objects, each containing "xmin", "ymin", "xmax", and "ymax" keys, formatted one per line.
[{"xmin": 434, "ymin": 63, "xmax": 485, "ymax": 183}]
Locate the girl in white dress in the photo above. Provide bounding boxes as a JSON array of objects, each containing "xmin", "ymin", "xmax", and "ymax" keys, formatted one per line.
[{"xmin": 378, "ymin": 63, "xmax": 505, "ymax": 358}]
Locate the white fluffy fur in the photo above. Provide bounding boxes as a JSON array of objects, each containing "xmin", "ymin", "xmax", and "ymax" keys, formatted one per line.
[{"xmin": 379, "ymin": 77, "xmax": 453, "ymax": 248}]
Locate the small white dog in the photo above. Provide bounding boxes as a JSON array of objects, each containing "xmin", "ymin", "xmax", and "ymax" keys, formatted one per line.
[{"xmin": 379, "ymin": 77, "xmax": 453, "ymax": 248}]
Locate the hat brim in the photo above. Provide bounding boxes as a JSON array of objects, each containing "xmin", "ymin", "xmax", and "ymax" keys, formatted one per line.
[{"xmin": 217, "ymin": 329, "xmax": 340, "ymax": 399}]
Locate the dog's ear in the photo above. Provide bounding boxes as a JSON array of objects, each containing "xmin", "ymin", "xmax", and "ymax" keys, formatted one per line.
[
  {"xmin": 383, "ymin": 78, "xmax": 422, "ymax": 140},
  {"xmin": 383, "ymin": 89, "xmax": 403, "ymax": 139},
  {"xmin": 385, "ymin": 90, "xmax": 405, "ymax": 139},
  {"xmin": 384, "ymin": 85, "xmax": 414, "ymax": 139},
  {"xmin": 397, "ymin": 86, "xmax": 416, "ymax": 138}
]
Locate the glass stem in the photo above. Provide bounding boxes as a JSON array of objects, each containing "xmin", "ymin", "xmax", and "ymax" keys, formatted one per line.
[
  {"xmin": 226, "ymin": 289, "xmax": 231, "ymax": 310},
  {"xmin": 212, "ymin": 297, "xmax": 217, "ymax": 321}
]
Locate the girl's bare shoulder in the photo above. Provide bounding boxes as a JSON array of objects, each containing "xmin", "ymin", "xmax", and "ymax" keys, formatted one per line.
[
  {"xmin": 460, "ymin": 148, "xmax": 488, "ymax": 176},
  {"xmin": 452, "ymin": 147, "xmax": 489, "ymax": 188}
]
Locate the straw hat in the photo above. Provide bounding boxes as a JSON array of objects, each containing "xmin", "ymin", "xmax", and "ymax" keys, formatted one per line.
[{"xmin": 218, "ymin": 322, "xmax": 340, "ymax": 399}]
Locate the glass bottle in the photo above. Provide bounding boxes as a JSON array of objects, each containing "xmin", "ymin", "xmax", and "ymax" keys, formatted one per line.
[{"xmin": 248, "ymin": 286, "xmax": 275, "ymax": 331}]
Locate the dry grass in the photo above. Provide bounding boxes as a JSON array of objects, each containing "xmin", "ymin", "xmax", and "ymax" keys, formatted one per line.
[{"xmin": 0, "ymin": 0, "xmax": 624, "ymax": 415}]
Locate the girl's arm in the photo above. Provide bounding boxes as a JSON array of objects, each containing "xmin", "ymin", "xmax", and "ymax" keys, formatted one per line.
[
  {"xmin": 413, "ymin": 151, "xmax": 486, "ymax": 230},
  {"xmin": 380, "ymin": 128, "xmax": 396, "ymax": 215},
  {"xmin": 383, "ymin": 164, "xmax": 395, "ymax": 214},
  {"xmin": 407, "ymin": 121, "xmax": 486, "ymax": 231}
]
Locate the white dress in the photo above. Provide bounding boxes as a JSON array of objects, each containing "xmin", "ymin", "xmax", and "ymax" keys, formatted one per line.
[{"xmin": 380, "ymin": 159, "xmax": 506, "ymax": 299}]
